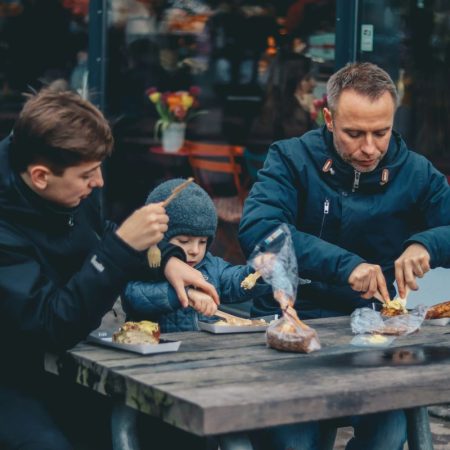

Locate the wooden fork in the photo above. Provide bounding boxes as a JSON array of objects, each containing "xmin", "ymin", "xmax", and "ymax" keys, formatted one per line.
[{"xmin": 147, "ymin": 178, "xmax": 194, "ymax": 268}]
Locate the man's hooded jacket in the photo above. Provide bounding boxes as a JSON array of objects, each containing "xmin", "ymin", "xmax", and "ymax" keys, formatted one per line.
[
  {"xmin": 239, "ymin": 128, "xmax": 450, "ymax": 318},
  {"xmin": 0, "ymin": 135, "xmax": 181, "ymax": 384}
]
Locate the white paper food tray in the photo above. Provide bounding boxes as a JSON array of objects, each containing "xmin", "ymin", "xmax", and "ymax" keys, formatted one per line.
[
  {"xmin": 87, "ymin": 331, "xmax": 181, "ymax": 355},
  {"xmin": 426, "ymin": 317, "xmax": 450, "ymax": 326},
  {"xmin": 198, "ymin": 315, "xmax": 276, "ymax": 334}
]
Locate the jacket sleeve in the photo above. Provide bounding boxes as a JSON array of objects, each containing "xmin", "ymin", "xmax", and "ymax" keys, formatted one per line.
[
  {"xmin": 103, "ymin": 219, "xmax": 185, "ymax": 282},
  {"xmin": 123, "ymin": 280, "xmax": 181, "ymax": 318},
  {"xmin": 213, "ymin": 257, "xmax": 272, "ymax": 303},
  {"xmin": 0, "ymin": 228, "xmax": 169, "ymax": 351},
  {"xmin": 239, "ymin": 143, "xmax": 364, "ymax": 285},
  {"xmin": 403, "ymin": 162, "xmax": 450, "ymax": 268}
]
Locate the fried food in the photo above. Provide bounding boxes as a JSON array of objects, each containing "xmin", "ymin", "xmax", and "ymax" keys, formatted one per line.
[
  {"xmin": 425, "ymin": 301, "xmax": 450, "ymax": 319},
  {"xmin": 215, "ymin": 317, "xmax": 266, "ymax": 326},
  {"xmin": 366, "ymin": 334, "xmax": 389, "ymax": 344},
  {"xmin": 113, "ymin": 321, "xmax": 160, "ymax": 345},
  {"xmin": 266, "ymin": 319, "xmax": 321, "ymax": 353},
  {"xmin": 241, "ymin": 271, "xmax": 262, "ymax": 290},
  {"xmin": 381, "ymin": 297, "xmax": 408, "ymax": 317},
  {"xmin": 374, "ymin": 325, "xmax": 410, "ymax": 336}
]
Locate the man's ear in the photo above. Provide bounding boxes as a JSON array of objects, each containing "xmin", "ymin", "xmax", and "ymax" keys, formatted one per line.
[
  {"xmin": 323, "ymin": 107, "xmax": 333, "ymax": 132},
  {"xmin": 28, "ymin": 165, "xmax": 51, "ymax": 190}
]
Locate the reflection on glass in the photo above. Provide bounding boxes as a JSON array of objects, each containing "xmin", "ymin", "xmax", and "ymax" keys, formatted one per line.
[{"xmin": 358, "ymin": 0, "xmax": 450, "ymax": 170}]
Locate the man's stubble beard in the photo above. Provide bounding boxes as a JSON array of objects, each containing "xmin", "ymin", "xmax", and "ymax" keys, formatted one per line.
[{"xmin": 333, "ymin": 138, "xmax": 381, "ymax": 173}]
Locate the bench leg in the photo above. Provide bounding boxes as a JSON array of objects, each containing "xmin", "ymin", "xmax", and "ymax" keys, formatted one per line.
[
  {"xmin": 218, "ymin": 432, "xmax": 254, "ymax": 450},
  {"xmin": 406, "ymin": 406, "xmax": 434, "ymax": 450},
  {"xmin": 111, "ymin": 402, "xmax": 141, "ymax": 450}
]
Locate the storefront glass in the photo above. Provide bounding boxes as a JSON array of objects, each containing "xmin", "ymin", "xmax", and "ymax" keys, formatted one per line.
[
  {"xmin": 357, "ymin": 0, "xmax": 450, "ymax": 170},
  {"xmin": 104, "ymin": 0, "xmax": 336, "ymax": 150}
]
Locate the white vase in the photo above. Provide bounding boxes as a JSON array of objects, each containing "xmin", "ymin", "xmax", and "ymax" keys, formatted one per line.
[{"xmin": 161, "ymin": 122, "xmax": 186, "ymax": 153}]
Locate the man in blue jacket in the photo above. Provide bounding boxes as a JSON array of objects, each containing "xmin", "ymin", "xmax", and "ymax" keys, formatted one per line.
[
  {"xmin": 240, "ymin": 62, "xmax": 450, "ymax": 449},
  {"xmin": 0, "ymin": 88, "xmax": 218, "ymax": 449}
]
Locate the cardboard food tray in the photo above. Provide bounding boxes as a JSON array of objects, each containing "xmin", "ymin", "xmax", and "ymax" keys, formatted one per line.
[
  {"xmin": 198, "ymin": 315, "xmax": 276, "ymax": 334},
  {"xmin": 425, "ymin": 317, "xmax": 450, "ymax": 326},
  {"xmin": 87, "ymin": 330, "xmax": 181, "ymax": 355}
]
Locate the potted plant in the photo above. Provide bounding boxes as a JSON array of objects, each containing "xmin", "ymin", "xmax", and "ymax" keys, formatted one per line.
[{"xmin": 146, "ymin": 86, "xmax": 204, "ymax": 152}]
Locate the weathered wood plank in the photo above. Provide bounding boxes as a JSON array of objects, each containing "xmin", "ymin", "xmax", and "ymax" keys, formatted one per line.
[{"xmin": 45, "ymin": 317, "xmax": 450, "ymax": 436}]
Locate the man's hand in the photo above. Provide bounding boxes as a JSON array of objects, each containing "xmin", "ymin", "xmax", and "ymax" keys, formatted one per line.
[
  {"xmin": 116, "ymin": 203, "xmax": 168, "ymax": 251},
  {"xmin": 164, "ymin": 257, "xmax": 220, "ymax": 308},
  {"xmin": 395, "ymin": 243, "xmax": 430, "ymax": 298},
  {"xmin": 348, "ymin": 263, "xmax": 390, "ymax": 303},
  {"xmin": 187, "ymin": 288, "xmax": 218, "ymax": 316}
]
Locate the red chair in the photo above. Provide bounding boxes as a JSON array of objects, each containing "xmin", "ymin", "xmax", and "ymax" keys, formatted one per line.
[{"xmin": 184, "ymin": 140, "xmax": 247, "ymax": 223}]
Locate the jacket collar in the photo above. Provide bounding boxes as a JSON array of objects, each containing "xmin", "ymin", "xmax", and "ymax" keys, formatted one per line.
[{"xmin": 312, "ymin": 127, "xmax": 409, "ymax": 194}]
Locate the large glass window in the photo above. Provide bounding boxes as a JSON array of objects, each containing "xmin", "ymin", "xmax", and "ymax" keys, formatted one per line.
[
  {"xmin": 0, "ymin": 0, "xmax": 337, "ymax": 219},
  {"xmin": 0, "ymin": 0, "xmax": 89, "ymax": 137},
  {"xmin": 358, "ymin": 0, "xmax": 450, "ymax": 172},
  {"xmin": 106, "ymin": 0, "xmax": 336, "ymax": 144},
  {"xmin": 104, "ymin": 0, "xmax": 336, "ymax": 219}
]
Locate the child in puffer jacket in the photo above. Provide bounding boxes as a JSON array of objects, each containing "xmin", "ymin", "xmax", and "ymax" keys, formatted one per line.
[{"xmin": 123, "ymin": 178, "xmax": 271, "ymax": 332}]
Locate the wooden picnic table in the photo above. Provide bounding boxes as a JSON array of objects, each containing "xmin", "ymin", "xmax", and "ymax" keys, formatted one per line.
[{"xmin": 45, "ymin": 316, "xmax": 450, "ymax": 449}]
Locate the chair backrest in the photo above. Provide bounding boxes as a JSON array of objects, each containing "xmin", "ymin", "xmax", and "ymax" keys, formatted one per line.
[{"xmin": 184, "ymin": 140, "xmax": 247, "ymax": 204}]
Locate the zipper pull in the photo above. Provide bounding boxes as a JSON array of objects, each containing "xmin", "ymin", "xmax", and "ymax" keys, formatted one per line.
[
  {"xmin": 68, "ymin": 216, "xmax": 74, "ymax": 227},
  {"xmin": 324, "ymin": 198, "xmax": 330, "ymax": 214},
  {"xmin": 352, "ymin": 170, "xmax": 361, "ymax": 192}
]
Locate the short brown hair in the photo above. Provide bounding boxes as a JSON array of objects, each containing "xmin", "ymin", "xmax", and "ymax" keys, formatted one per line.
[
  {"xmin": 11, "ymin": 88, "xmax": 113, "ymax": 174},
  {"xmin": 326, "ymin": 62, "xmax": 398, "ymax": 114}
]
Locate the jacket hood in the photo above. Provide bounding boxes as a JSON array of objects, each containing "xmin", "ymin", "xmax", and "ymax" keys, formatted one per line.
[
  {"xmin": 0, "ymin": 135, "xmax": 82, "ymax": 230},
  {"xmin": 301, "ymin": 127, "xmax": 409, "ymax": 194}
]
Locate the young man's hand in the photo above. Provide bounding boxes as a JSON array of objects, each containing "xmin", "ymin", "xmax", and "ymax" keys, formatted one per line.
[
  {"xmin": 187, "ymin": 288, "xmax": 218, "ymax": 316},
  {"xmin": 116, "ymin": 203, "xmax": 168, "ymax": 251},
  {"xmin": 395, "ymin": 243, "xmax": 430, "ymax": 298},
  {"xmin": 164, "ymin": 257, "xmax": 220, "ymax": 308},
  {"xmin": 348, "ymin": 262, "xmax": 391, "ymax": 304}
]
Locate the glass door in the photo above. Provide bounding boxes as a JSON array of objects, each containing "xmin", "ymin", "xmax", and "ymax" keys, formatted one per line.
[{"xmin": 356, "ymin": 0, "xmax": 450, "ymax": 173}]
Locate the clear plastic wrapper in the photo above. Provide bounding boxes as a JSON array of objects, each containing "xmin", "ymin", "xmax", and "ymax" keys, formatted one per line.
[
  {"xmin": 351, "ymin": 305, "xmax": 428, "ymax": 336},
  {"xmin": 248, "ymin": 225, "xmax": 321, "ymax": 353},
  {"xmin": 266, "ymin": 316, "xmax": 321, "ymax": 353},
  {"xmin": 249, "ymin": 224, "xmax": 298, "ymax": 308},
  {"xmin": 350, "ymin": 334, "xmax": 396, "ymax": 348}
]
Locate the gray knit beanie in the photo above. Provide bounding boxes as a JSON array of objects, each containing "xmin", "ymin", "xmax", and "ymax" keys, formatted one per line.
[{"xmin": 146, "ymin": 178, "xmax": 218, "ymax": 242}]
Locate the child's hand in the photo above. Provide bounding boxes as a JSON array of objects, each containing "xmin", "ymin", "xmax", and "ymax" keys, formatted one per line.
[{"xmin": 187, "ymin": 288, "xmax": 218, "ymax": 317}]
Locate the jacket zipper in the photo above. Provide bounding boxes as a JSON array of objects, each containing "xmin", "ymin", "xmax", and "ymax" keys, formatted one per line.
[
  {"xmin": 352, "ymin": 170, "xmax": 361, "ymax": 192},
  {"xmin": 319, "ymin": 198, "xmax": 330, "ymax": 238}
]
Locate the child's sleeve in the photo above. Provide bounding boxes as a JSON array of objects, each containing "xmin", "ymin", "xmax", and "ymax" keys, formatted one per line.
[
  {"xmin": 122, "ymin": 280, "xmax": 183, "ymax": 319},
  {"xmin": 216, "ymin": 258, "xmax": 272, "ymax": 304}
]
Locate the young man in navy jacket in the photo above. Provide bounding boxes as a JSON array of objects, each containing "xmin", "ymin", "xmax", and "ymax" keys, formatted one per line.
[{"xmin": 0, "ymin": 88, "xmax": 218, "ymax": 449}]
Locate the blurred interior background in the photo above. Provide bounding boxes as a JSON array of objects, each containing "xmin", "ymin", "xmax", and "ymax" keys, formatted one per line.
[{"xmin": 0, "ymin": 0, "xmax": 449, "ymax": 267}]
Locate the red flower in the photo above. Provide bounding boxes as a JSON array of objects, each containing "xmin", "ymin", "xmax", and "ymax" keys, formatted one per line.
[
  {"xmin": 189, "ymin": 86, "xmax": 201, "ymax": 96},
  {"xmin": 145, "ymin": 87, "xmax": 158, "ymax": 96},
  {"xmin": 173, "ymin": 105, "xmax": 187, "ymax": 120}
]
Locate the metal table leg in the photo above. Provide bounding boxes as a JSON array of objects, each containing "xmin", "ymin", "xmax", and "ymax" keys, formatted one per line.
[
  {"xmin": 111, "ymin": 402, "xmax": 141, "ymax": 450},
  {"xmin": 406, "ymin": 406, "xmax": 434, "ymax": 450},
  {"xmin": 218, "ymin": 432, "xmax": 254, "ymax": 450}
]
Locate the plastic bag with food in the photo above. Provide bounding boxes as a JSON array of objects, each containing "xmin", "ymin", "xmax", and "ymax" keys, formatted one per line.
[
  {"xmin": 351, "ymin": 306, "xmax": 428, "ymax": 337},
  {"xmin": 247, "ymin": 224, "xmax": 321, "ymax": 353}
]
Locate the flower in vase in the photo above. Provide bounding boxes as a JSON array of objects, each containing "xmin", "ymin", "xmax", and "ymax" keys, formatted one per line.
[{"xmin": 146, "ymin": 86, "xmax": 205, "ymax": 139}]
